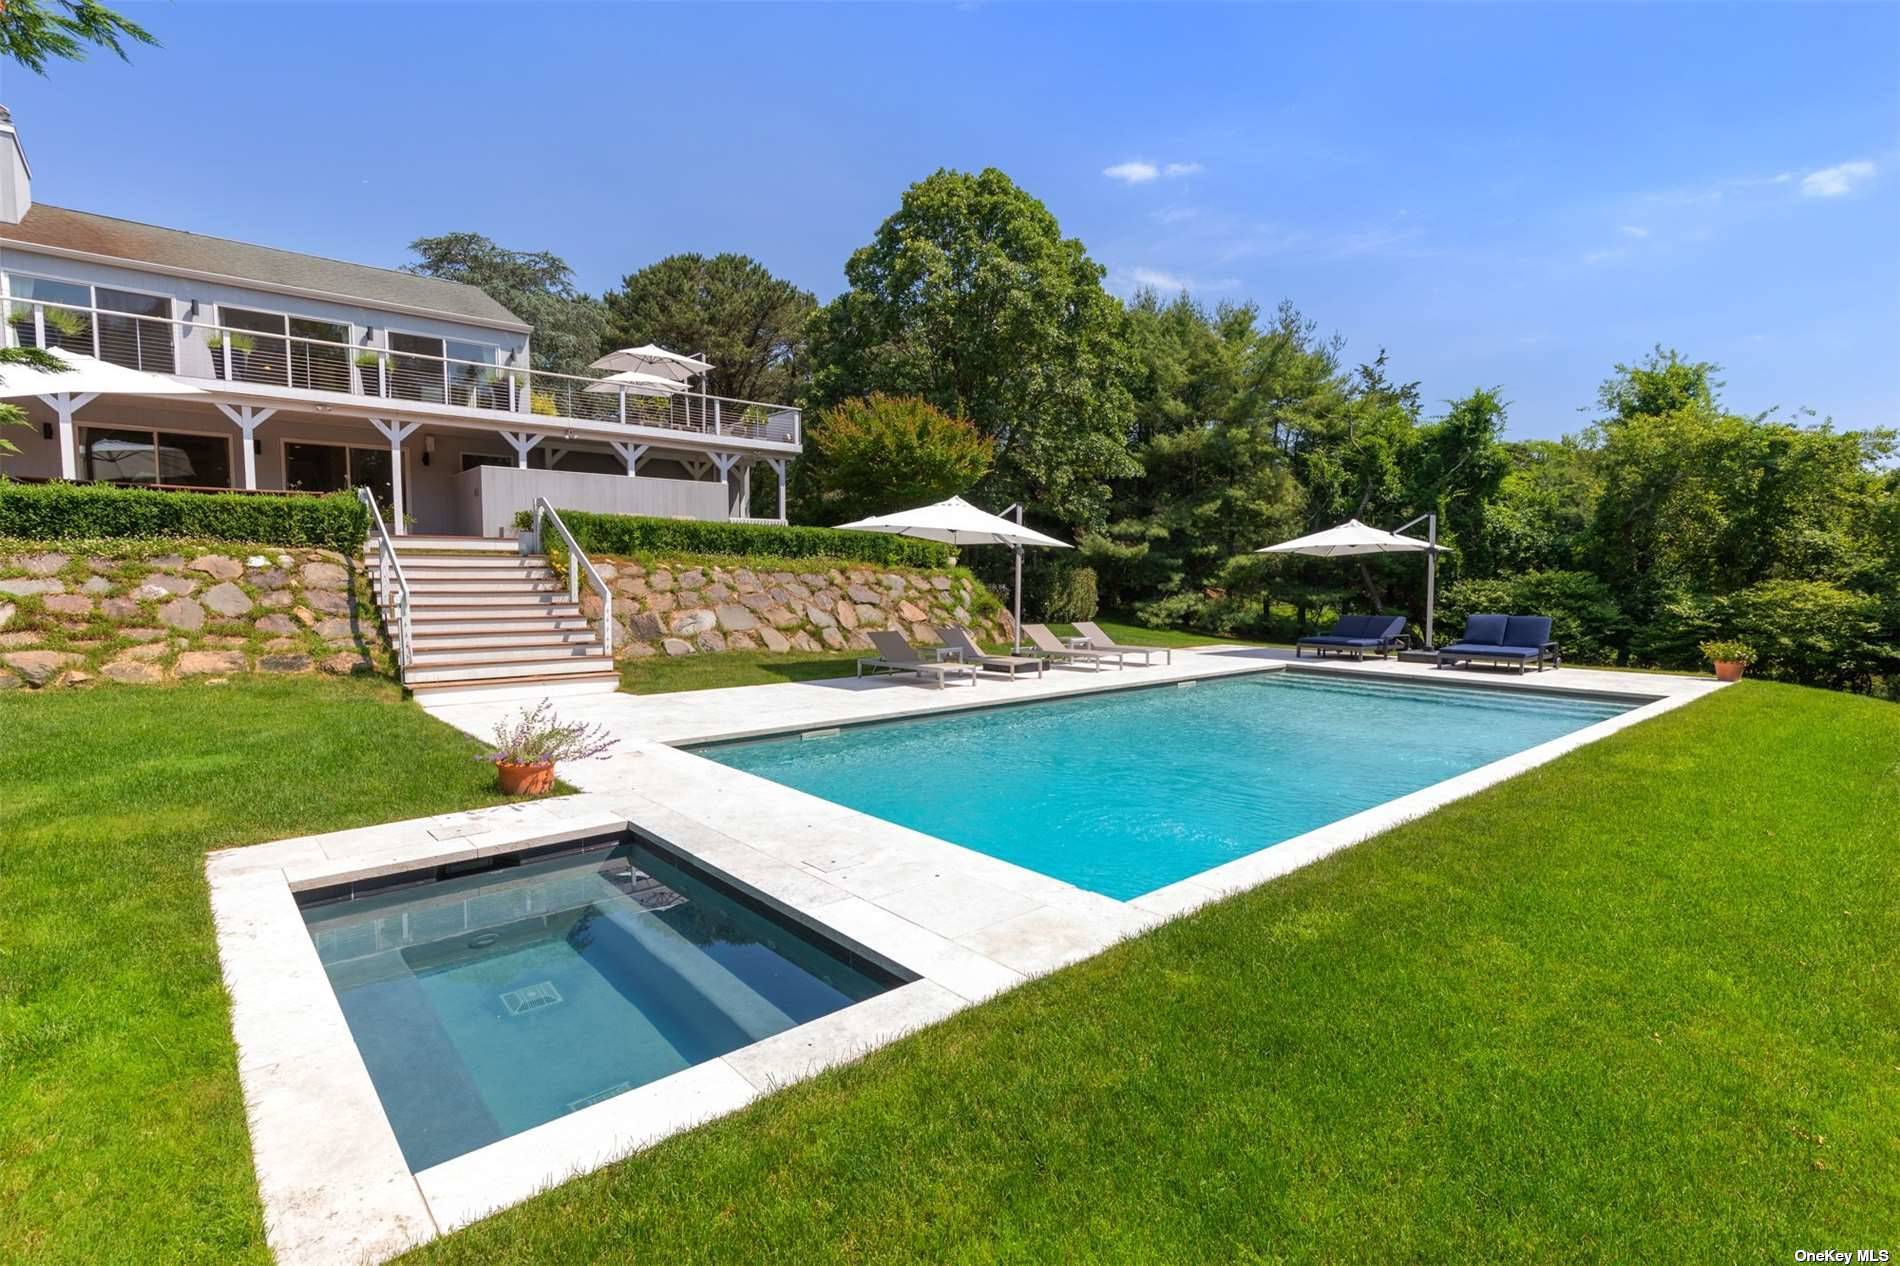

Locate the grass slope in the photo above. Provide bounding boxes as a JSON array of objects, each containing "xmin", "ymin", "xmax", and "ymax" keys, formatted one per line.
[
  {"xmin": 403, "ymin": 682, "xmax": 1899, "ymax": 1263},
  {"xmin": 0, "ymin": 679, "xmax": 514, "ymax": 1265}
]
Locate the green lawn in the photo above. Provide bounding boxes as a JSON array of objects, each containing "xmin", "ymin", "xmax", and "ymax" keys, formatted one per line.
[
  {"xmin": 0, "ymin": 678, "xmax": 515, "ymax": 1265},
  {"xmin": 5, "ymin": 679, "xmax": 1893, "ymax": 1262},
  {"xmin": 402, "ymin": 682, "xmax": 1897, "ymax": 1263}
]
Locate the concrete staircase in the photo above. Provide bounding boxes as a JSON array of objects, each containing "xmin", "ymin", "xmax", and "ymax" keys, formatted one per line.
[{"xmin": 363, "ymin": 535, "xmax": 621, "ymax": 702}]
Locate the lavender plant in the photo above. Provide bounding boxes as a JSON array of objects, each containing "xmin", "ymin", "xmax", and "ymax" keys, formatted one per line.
[{"xmin": 482, "ymin": 700, "xmax": 619, "ymax": 766}]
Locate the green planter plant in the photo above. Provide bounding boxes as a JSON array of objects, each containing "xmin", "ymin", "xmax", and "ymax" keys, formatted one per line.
[{"xmin": 1699, "ymin": 639, "xmax": 1756, "ymax": 682}]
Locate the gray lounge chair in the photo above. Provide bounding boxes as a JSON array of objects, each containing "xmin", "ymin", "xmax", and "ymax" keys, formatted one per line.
[
  {"xmin": 856, "ymin": 629, "xmax": 978, "ymax": 688},
  {"xmin": 1072, "ymin": 620, "xmax": 1171, "ymax": 665},
  {"xmin": 935, "ymin": 626, "xmax": 1046, "ymax": 679},
  {"xmin": 1023, "ymin": 623, "xmax": 1127, "ymax": 670}
]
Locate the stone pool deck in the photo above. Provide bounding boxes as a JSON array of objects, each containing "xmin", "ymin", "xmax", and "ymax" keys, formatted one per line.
[{"xmin": 211, "ymin": 649, "xmax": 1722, "ymax": 1264}]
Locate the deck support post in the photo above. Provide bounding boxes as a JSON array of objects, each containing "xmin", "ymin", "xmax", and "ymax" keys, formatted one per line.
[
  {"xmin": 37, "ymin": 390, "xmax": 99, "ymax": 480},
  {"xmin": 709, "ymin": 451, "xmax": 743, "ymax": 516},
  {"xmin": 501, "ymin": 430, "xmax": 542, "ymax": 469},
  {"xmin": 610, "ymin": 441, "xmax": 648, "ymax": 477},
  {"xmin": 213, "ymin": 404, "xmax": 277, "ymax": 491},
  {"xmin": 367, "ymin": 418, "xmax": 420, "ymax": 534},
  {"xmin": 766, "ymin": 457, "xmax": 788, "ymax": 523}
]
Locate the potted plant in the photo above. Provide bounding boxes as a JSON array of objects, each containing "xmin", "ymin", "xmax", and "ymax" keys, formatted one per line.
[
  {"xmin": 354, "ymin": 349, "xmax": 384, "ymax": 397},
  {"xmin": 480, "ymin": 700, "xmax": 619, "ymax": 796},
  {"xmin": 205, "ymin": 330, "xmax": 256, "ymax": 381},
  {"xmin": 1699, "ymin": 639, "xmax": 1755, "ymax": 682}
]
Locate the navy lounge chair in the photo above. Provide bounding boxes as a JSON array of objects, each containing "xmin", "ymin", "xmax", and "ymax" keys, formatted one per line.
[
  {"xmin": 1435, "ymin": 614, "xmax": 1561, "ymax": 673},
  {"xmin": 1294, "ymin": 613, "xmax": 1409, "ymax": 660}
]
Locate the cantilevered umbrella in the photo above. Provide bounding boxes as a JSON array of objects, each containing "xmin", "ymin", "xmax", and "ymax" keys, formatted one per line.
[
  {"xmin": 0, "ymin": 349, "xmax": 204, "ymax": 479},
  {"xmin": 835, "ymin": 495, "xmax": 1070, "ymax": 652},
  {"xmin": 582, "ymin": 369, "xmax": 692, "ymax": 397},
  {"xmin": 588, "ymin": 344, "xmax": 713, "ymax": 382},
  {"xmin": 1257, "ymin": 516, "xmax": 1444, "ymax": 645}
]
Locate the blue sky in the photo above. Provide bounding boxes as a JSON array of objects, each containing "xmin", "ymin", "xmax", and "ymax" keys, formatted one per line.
[{"xmin": 5, "ymin": 2, "xmax": 1895, "ymax": 439}]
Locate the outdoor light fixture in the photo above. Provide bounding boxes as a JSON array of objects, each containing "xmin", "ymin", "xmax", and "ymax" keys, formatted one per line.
[
  {"xmin": 41, "ymin": 421, "xmax": 52, "ymax": 439},
  {"xmin": 422, "ymin": 435, "xmax": 435, "ymax": 467}
]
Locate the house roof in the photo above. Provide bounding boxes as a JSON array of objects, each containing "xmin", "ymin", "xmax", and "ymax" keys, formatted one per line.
[{"xmin": 0, "ymin": 204, "xmax": 531, "ymax": 332}]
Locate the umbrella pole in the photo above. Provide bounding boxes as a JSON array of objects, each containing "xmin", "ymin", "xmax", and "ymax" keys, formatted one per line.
[{"xmin": 1425, "ymin": 513, "xmax": 1437, "ymax": 648}]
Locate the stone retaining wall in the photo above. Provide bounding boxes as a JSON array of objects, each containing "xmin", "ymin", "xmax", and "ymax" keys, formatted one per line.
[
  {"xmin": 0, "ymin": 546, "xmax": 380, "ymax": 689},
  {"xmin": 590, "ymin": 557, "xmax": 1009, "ymax": 659}
]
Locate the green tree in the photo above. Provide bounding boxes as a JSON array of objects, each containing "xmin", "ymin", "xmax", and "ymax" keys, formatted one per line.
[
  {"xmin": 603, "ymin": 253, "xmax": 814, "ymax": 403},
  {"xmin": 792, "ymin": 394, "xmax": 994, "ymax": 525},
  {"xmin": 807, "ymin": 168, "xmax": 1138, "ymax": 526},
  {"xmin": 0, "ymin": 0, "xmax": 154, "ymax": 73},
  {"xmin": 404, "ymin": 233, "xmax": 606, "ymax": 376},
  {"xmin": 1595, "ymin": 345, "xmax": 1721, "ymax": 424}
]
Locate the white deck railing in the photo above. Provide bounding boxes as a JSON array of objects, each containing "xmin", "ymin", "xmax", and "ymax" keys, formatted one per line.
[{"xmin": 3, "ymin": 297, "xmax": 801, "ymax": 446}]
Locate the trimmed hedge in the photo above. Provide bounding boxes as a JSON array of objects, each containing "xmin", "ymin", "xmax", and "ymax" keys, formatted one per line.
[
  {"xmin": 0, "ymin": 481, "xmax": 368, "ymax": 551},
  {"xmin": 532, "ymin": 509, "xmax": 951, "ymax": 568}
]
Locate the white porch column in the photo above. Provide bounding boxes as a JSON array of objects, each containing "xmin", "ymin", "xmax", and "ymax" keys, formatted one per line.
[
  {"xmin": 709, "ymin": 451, "xmax": 743, "ymax": 516},
  {"xmin": 213, "ymin": 404, "xmax": 277, "ymax": 491},
  {"xmin": 367, "ymin": 418, "xmax": 421, "ymax": 534},
  {"xmin": 767, "ymin": 458, "xmax": 788, "ymax": 523},
  {"xmin": 37, "ymin": 391, "xmax": 98, "ymax": 480},
  {"xmin": 610, "ymin": 441, "xmax": 648, "ymax": 477},
  {"xmin": 501, "ymin": 430, "xmax": 542, "ymax": 469}
]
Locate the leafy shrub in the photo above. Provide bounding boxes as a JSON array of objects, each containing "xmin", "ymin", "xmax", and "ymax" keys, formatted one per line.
[
  {"xmin": 1707, "ymin": 579, "xmax": 1894, "ymax": 692},
  {"xmin": 531, "ymin": 508, "xmax": 950, "ymax": 568},
  {"xmin": 1698, "ymin": 639, "xmax": 1756, "ymax": 665},
  {"xmin": 1041, "ymin": 564, "xmax": 1099, "ymax": 623},
  {"xmin": 1441, "ymin": 570, "xmax": 1625, "ymax": 663},
  {"xmin": 0, "ymin": 480, "xmax": 367, "ymax": 551},
  {"xmin": 793, "ymin": 394, "xmax": 993, "ymax": 524}
]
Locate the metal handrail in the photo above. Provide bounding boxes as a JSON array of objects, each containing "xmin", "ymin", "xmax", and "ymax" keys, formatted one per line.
[
  {"xmin": 357, "ymin": 487, "xmax": 413, "ymax": 668},
  {"xmin": 529, "ymin": 497, "xmax": 613, "ymax": 657},
  {"xmin": 2, "ymin": 296, "xmax": 801, "ymax": 444}
]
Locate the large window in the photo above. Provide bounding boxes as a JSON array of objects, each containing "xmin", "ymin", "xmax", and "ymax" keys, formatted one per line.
[
  {"xmin": 6, "ymin": 275, "xmax": 178, "ymax": 372},
  {"xmin": 216, "ymin": 306, "xmax": 350, "ymax": 391},
  {"xmin": 389, "ymin": 331, "xmax": 503, "ymax": 409},
  {"xmin": 81, "ymin": 426, "xmax": 231, "ymax": 488},
  {"xmin": 284, "ymin": 441, "xmax": 394, "ymax": 514}
]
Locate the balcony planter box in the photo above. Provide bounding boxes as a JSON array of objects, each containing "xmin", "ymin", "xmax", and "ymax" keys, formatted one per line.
[{"xmin": 355, "ymin": 354, "xmax": 384, "ymax": 397}]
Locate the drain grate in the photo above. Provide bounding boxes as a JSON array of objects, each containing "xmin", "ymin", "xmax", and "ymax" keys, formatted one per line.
[
  {"xmin": 567, "ymin": 1082, "xmax": 633, "ymax": 1112},
  {"xmin": 499, "ymin": 981, "xmax": 563, "ymax": 1016}
]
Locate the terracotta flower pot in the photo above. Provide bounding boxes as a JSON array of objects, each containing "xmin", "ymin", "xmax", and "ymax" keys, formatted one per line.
[
  {"xmin": 496, "ymin": 759, "xmax": 556, "ymax": 796},
  {"xmin": 1714, "ymin": 660, "xmax": 1746, "ymax": 683}
]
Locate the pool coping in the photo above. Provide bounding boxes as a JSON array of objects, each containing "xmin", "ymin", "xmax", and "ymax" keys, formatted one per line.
[{"xmin": 211, "ymin": 651, "xmax": 1725, "ymax": 1263}]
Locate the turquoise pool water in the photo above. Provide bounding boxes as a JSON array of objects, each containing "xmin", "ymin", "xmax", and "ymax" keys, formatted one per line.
[
  {"xmin": 698, "ymin": 673, "xmax": 1634, "ymax": 900},
  {"xmin": 301, "ymin": 837, "xmax": 899, "ymax": 1170}
]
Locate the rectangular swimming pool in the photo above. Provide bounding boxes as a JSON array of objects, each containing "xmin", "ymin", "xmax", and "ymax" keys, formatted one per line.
[
  {"xmin": 696, "ymin": 672, "xmax": 1636, "ymax": 900},
  {"xmin": 300, "ymin": 834, "xmax": 905, "ymax": 1170}
]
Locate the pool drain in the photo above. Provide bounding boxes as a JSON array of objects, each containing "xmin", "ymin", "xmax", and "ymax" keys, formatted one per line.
[{"xmin": 467, "ymin": 932, "xmax": 501, "ymax": 949}]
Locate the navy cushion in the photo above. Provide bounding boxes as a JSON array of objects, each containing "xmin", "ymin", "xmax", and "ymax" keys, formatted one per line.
[
  {"xmin": 1463, "ymin": 613, "xmax": 1509, "ymax": 645},
  {"xmin": 1298, "ymin": 635, "xmax": 1353, "ymax": 645},
  {"xmin": 1366, "ymin": 614, "xmax": 1407, "ymax": 641},
  {"xmin": 1504, "ymin": 615, "xmax": 1553, "ymax": 648},
  {"xmin": 1330, "ymin": 614, "xmax": 1373, "ymax": 638},
  {"xmin": 1442, "ymin": 642, "xmax": 1537, "ymax": 658}
]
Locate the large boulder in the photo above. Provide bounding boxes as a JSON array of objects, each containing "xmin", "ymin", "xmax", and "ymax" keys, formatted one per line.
[
  {"xmin": 300, "ymin": 561, "xmax": 348, "ymax": 589},
  {"xmin": 100, "ymin": 659, "xmax": 164, "ymax": 685},
  {"xmin": 2, "ymin": 650, "xmax": 79, "ymax": 686},
  {"xmin": 202, "ymin": 582, "xmax": 253, "ymax": 618},
  {"xmin": 188, "ymin": 555, "xmax": 245, "ymax": 580},
  {"xmin": 45, "ymin": 594, "xmax": 94, "ymax": 617},
  {"xmin": 175, "ymin": 650, "xmax": 248, "ymax": 676},
  {"xmin": 661, "ymin": 637, "xmax": 694, "ymax": 657},
  {"xmin": 0, "ymin": 578, "xmax": 64, "ymax": 597},
  {"xmin": 143, "ymin": 574, "xmax": 198, "ymax": 596},
  {"xmin": 669, "ymin": 609, "xmax": 717, "ymax": 637},
  {"xmin": 157, "ymin": 598, "xmax": 206, "ymax": 631},
  {"xmin": 758, "ymin": 626, "xmax": 791, "ymax": 653},
  {"xmin": 715, "ymin": 604, "xmax": 758, "ymax": 632},
  {"xmin": 21, "ymin": 552, "xmax": 69, "ymax": 576}
]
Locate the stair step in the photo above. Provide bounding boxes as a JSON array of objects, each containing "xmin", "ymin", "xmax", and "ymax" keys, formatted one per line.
[
  {"xmin": 397, "ymin": 593, "xmax": 581, "ymax": 609},
  {"xmin": 382, "ymin": 535, "xmax": 520, "ymax": 554},
  {"xmin": 403, "ymin": 657, "xmax": 620, "ymax": 685},
  {"xmin": 398, "ymin": 580, "xmax": 566, "ymax": 593},
  {"xmin": 408, "ymin": 631, "xmax": 604, "ymax": 651},
  {"xmin": 410, "ymin": 645, "xmax": 608, "ymax": 667},
  {"xmin": 367, "ymin": 564, "xmax": 556, "ymax": 582},
  {"xmin": 408, "ymin": 673, "xmax": 622, "ymax": 703},
  {"xmin": 400, "ymin": 615, "xmax": 596, "ymax": 632}
]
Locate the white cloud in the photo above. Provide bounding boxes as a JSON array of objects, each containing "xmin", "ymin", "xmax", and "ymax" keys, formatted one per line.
[
  {"xmin": 1103, "ymin": 161, "xmax": 1159, "ymax": 184},
  {"xmin": 1115, "ymin": 266, "xmax": 1240, "ymax": 295},
  {"xmin": 1619, "ymin": 224, "xmax": 1650, "ymax": 238},
  {"xmin": 1163, "ymin": 162, "xmax": 1203, "ymax": 177},
  {"xmin": 1800, "ymin": 159, "xmax": 1876, "ymax": 198}
]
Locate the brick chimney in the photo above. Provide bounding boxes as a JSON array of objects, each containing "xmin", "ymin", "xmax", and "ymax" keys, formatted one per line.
[{"xmin": 0, "ymin": 106, "xmax": 31, "ymax": 224}]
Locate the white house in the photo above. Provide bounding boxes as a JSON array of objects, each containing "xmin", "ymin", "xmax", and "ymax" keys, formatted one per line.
[{"xmin": 0, "ymin": 107, "xmax": 800, "ymax": 536}]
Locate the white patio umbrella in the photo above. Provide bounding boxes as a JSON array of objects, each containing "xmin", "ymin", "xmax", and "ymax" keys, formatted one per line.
[
  {"xmin": 588, "ymin": 344, "xmax": 713, "ymax": 382},
  {"xmin": 582, "ymin": 369, "xmax": 693, "ymax": 397},
  {"xmin": 835, "ymin": 495, "xmax": 1071, "ymax": 652},
  {"xmin": 1257, "ymin": 515, "xmax": 1444, "ymax": 646},
  {"xmin": 0, "ymin": 349, "xmax": 204, "ymax": 479}
]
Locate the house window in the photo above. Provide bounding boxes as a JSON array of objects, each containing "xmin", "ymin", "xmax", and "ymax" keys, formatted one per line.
[
  {"xmin": 5, "ymin": 275, "xmax": 179, "ymax": 371},
  {"xmin": 215, "ymin": 307, "xmax": 350, "ymax": 392},
  {"xmin": 389, "ymin": 332, "xmax": 503, "ymax": 409},
  {"xmin": 7, "ymin": 274, "xmax": 96, "ymax": 355},
  {"xmin": 284, "ymin": 441, "xmax": 394, "ymax": 513},
  {"xmin": 82, "ymin": 426, "xmax": 231, "ymax": 488}
]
